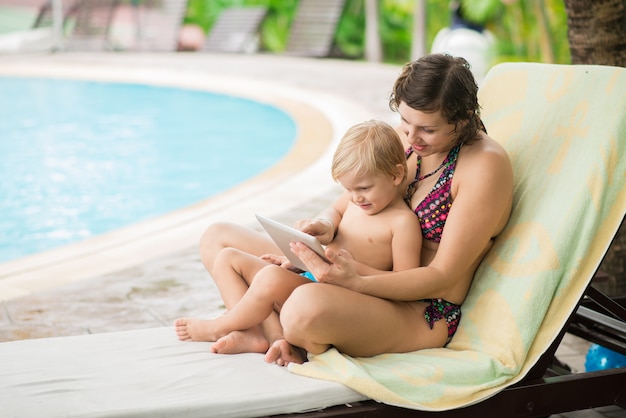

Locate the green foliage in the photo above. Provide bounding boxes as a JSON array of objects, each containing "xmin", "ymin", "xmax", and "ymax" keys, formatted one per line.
[
  {"xmin": 460, "ymin": 0, "xmax": 504, "ymax": 24},
  {"xmin": 486, "ymin": 0, "xmax": 570, "ymax": 64},
  {"xmin": 333, "ymin": 0, "xmax": 451, "ymax": 63},
  {"xmin": 380, "ymin": 0, "xmax": 414, "ymax": 62},
  {"xmin": 184, "ymin": 0, "xmax": 227, "ymax": 32},
  {"xmin": 184, "ymin": 0, "xmax": 570, "ymax": 65},
  {"xmin": 334, "ymin": 0, "xmax": 365, "ymax": 58},
  {"xmin": 259, "ymin": 0, "xmax": 299, "ymax": 51}
]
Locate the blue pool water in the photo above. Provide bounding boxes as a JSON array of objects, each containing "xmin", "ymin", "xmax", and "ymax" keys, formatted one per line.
[{"xmin": 0, "ymin": 77, "xmax": 297, "ymax": 263}]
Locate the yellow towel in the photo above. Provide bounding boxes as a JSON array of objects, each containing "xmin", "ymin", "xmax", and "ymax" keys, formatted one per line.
[{"xmin": 290, "ymin": 62, "xmax": 626, "ymax": 411}]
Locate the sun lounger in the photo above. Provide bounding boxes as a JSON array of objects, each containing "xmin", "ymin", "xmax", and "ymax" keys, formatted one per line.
[
  {"xmin": 284, "ymin": 0, "xmax": 346, "ymax": 57},
  {"xmin": 65, "ymin": 0, "xmax": 120, "ymax": 50},
  {"xmin": 0, "ymin": 62, "xmax": 624, "ymax": 417},
  {"xmin": 203, "ymin": 6, "xmax": 267, "ymax": 53},
  {"xmin": 134, "ymin": 0, "xmax": 188, "ymax": 51},
  {"xmin": 32, "ymin": 0, "xmax": 79, "ymax": 29},
  {"xmin": 31, "ymin": 0, "xmax": 119, "ymax": 51}
]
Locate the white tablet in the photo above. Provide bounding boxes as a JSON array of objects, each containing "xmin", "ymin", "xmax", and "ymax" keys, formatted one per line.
[{"xmin": 256, "ymin": 214, "xmax": 329, "ymax": 271}]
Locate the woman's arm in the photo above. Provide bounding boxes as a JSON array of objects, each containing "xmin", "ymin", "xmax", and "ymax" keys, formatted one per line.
[{"xmin": 293, "ymin": 140, "xmax": 513, "ymax": 303}]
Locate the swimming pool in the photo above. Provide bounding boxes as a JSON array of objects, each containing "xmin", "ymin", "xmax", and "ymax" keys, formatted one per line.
[{"xmin": 0, "ymin": 77, "xmax": 297, "ymax": 263}]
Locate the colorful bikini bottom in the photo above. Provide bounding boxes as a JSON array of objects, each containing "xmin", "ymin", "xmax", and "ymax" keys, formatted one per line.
[{"xmin": 418, "ymin": 298, "xmax": 462, "ymax": 343}]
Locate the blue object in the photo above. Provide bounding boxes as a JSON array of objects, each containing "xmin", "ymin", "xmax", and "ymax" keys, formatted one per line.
[
  {"xmin": 585, "ymin": 343, "xmax": 626, "ymax": 371},
  {"xmin": 300, "ymin": 271, "xmax": 317, "ymax": 282}
]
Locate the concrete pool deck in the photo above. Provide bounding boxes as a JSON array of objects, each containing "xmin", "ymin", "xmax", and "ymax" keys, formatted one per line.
[{"xmin": 0, "ymin": 52, "xmax": 622, "ymax": 418}]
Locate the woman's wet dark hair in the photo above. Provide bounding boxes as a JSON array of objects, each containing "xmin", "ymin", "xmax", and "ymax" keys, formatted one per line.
[{"xmin": 389, "ymin": 54, "xmax": 485, "ymax": 145}]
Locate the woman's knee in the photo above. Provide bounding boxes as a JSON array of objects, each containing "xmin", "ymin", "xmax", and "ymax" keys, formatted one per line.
[
  {"xmin": 199, "ymin": 222, "xmax": 239, "ymax": 270},
  {"xmin": 280, "ymin": 284, "xmax": 328, "ymax": 338},
  {"xmin": 200, "ymin": 222, "xmax": 235, "ymax": 252}
]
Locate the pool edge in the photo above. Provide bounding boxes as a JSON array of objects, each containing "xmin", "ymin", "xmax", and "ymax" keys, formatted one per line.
[{"xmin": 0, "ymin": 57, "xmax": 373, "ymax": 301}]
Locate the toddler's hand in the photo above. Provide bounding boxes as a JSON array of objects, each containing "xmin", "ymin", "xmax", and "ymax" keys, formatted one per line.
[
  {"xmin": 260, "ymin": 254, "xmax": 302, "ymax": 272},
  {"xmin": 294, "ymin": 218, "xmax": 334, "ymax": 245}
]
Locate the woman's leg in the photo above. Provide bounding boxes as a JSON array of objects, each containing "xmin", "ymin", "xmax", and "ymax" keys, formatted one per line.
[
  {"xmin": 199, "ymin": 221, "xmax": 281, "ymax": 276},
  {"xmin": 266, "ymin": 284, "xmax": 448, "ymax": 365}
]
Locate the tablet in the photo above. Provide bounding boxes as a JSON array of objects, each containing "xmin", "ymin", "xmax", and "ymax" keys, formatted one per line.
[{"xmin": 256, "ymin": 214, "xmax": 329, "ymax": 271}]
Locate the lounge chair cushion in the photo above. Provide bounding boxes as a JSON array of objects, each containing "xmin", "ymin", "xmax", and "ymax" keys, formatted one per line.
[{"xmin": 0, "ymin": 327, "xmax": 366, "ymax": 417}]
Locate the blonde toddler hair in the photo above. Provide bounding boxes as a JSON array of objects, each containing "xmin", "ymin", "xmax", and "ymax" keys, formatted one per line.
[{"xmin": 331, "ymin": 120, "xmax": 407, "ymax": 182}]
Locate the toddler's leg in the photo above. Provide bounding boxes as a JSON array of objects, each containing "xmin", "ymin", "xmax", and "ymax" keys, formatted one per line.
[
  {"xmin": 211, "ymin": 248, "xmax": 269, "ymax": 310},
  {"xmin": 211, "ymin": 265, "xmax": 310, "ymax": 334},
  {"xmin": 178, "ymin": 264, "xmax": 309, "ymax": 342},
  {"xmin": 175, "ymin": 248, "xmax": 267, "ymax": 342}
]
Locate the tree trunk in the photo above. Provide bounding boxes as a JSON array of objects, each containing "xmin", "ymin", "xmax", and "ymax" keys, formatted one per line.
[
  {"xmin": 564, "ymin": 0, "xmax": 626, "ymax": 66},
  {"xmin": 564, "ymin": 0, "xmax": 626, "ymax": 295}
]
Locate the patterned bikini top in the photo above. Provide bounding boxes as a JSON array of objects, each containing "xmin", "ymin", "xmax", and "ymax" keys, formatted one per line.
[{"xmin": 405, "ymin": 144, "xmax": 462, "ymax": 243}]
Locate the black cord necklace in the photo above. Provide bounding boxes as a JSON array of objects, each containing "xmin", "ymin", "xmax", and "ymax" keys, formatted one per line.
[{"xmin": 416, "ymin": 156, "xmax": 447, "ymax": 182}]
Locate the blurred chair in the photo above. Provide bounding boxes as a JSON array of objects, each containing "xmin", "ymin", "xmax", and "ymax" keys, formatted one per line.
[
  {"xmin": 285, "ymin": 0, "xmax": 346, "ymax": 57},
  {"xmin": 66, "ymin": 0, "xmax": 120, "ymax": 50},
  {"xmin": 32, "ymin": 0, "xmax": 120, "ymax": 51},
  {"xmin": 203, "ymin": 6, "xmax": 267, "ymax": 53},
  {"xmin": 134, "ymin": 0, "xmax": 188, "ymax": 51},
  {"xmin": 32, "ymin": 0, "xmax": 78, "ymax": 29}
]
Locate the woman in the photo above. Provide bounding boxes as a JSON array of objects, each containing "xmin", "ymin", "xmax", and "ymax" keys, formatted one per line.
[{"xmin": 190, "ymin": 54, "xmax": 514, "ymax": 365}]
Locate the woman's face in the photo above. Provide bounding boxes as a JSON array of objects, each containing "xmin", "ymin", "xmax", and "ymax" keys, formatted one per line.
[{"xmin": 398, "ymin": 101, "xmax": 458, "ymax": 157}]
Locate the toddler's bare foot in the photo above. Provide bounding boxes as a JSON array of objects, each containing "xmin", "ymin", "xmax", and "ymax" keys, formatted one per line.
[
  {"xmin": 174, "ymin": 317, "xmax": 220, "ymax": 342},
  {"xmin": 264, "ymin": 339, "xmax": 307, "ymax": 366},
  {"xmin": 211, "ymin": 330, "xmax": 269, "ymax": 354}
]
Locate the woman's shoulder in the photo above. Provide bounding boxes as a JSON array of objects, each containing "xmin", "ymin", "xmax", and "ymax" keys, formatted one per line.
[
  {"xmin": 465, "ymin": 131, "xmax": 508, "ymax": 154},
  {"xmin": 454, "ymin": 133, "xmax": 514, "ymax": 200},
  {"xmin": 449, "ymin": 134, "xmax": 514, "ymax": 241},
  {"xmin": 459, "ymin": 132, "xmax": 512, "ymax": 172}
]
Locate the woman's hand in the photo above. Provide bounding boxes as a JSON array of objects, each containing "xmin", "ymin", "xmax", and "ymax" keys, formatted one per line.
[
  {"xmin": 260, "ymin": 254, "xmax": 302, "ymax": 273},
  {"xmin": 293, "ymin": 218, "xmax": 335, "ymax": 245},
  {"xmin": 289, "ymin": 242, "xmax": 359, "ymax": 288}
]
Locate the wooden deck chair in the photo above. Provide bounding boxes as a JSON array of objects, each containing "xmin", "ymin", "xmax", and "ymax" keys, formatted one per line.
[
  {"xmin": 203, "ymin": 6, "xmax": 267, "ymax": 53},
  {"xmin": 134, "ymin": 0, "xmax": 188, "ymax": 51},
  {"xmin": 284, "ymin": 0, "xmax": 346, "ymax": 57},
  {"xmin": 0, "ymin": 62, "xmax": 625, "ymax": 418}
]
